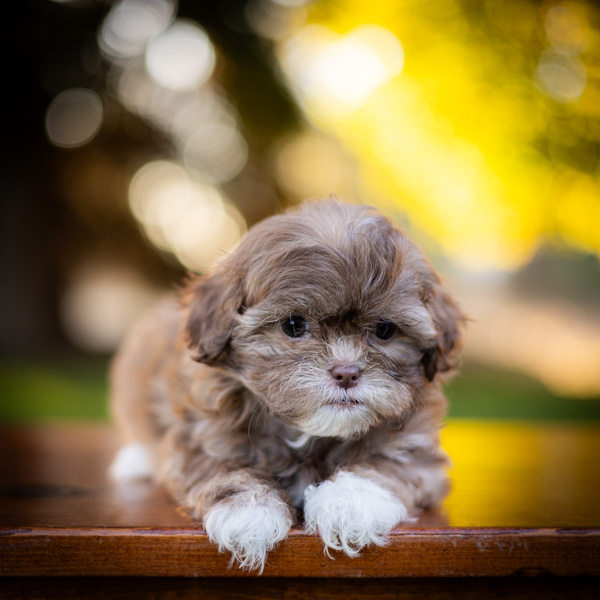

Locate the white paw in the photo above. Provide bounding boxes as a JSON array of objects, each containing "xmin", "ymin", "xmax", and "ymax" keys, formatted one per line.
[
  {"xmin": 303, "ymin": 471, "xmax": 408, "ymax": 557},
  {"xmin": 109, "ymin": 443, "xmax": 153, "ymax": 481},
  {"xmin": 204, "ymin": 494, "xmax": 293, "ymax": 572}
]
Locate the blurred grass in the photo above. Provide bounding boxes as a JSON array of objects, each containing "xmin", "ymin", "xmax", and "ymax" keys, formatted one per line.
[
  {"xmin": 0, "ymin": 358, "xmax": 110, "ymax": 422},
  {"xmin": 446, "ymin": 363, "xmax": 600, "ymax": 421},
  {"xmin": 0, "ymin": 358, "xmax": 599, "ymax": 422}
]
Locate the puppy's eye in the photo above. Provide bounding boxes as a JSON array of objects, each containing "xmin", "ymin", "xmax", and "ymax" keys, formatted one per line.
[
  {"xmin": 374, "ymin": 320, "xmax": 397, "ymax": 341},
  {"xmin": 281, "ymin": 315, "xmax": 309, "ymax": 338}
]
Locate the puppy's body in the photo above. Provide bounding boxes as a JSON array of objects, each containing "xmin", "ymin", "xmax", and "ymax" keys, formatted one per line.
[{"xmin": 110, "ymin": 200, "xmax": 463, "ymax": 571}]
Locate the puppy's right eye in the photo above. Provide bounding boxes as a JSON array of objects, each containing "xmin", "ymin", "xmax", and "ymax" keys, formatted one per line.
[
  {"xmin": 281, "ymin": 315, "xmax": 309, "ymax": 338},
  {"xmin": 374, "ymin": 320, "xmax": 398, "ymax": 341}
]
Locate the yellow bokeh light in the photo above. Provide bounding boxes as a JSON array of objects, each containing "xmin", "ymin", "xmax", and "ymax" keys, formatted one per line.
[
  {"xmin": 545, "ymin": 4, "xmax": 589, "ymax": 54},
  {"xmin": 554, "ymin": 171, "xmax": 600, "ymax": 254},
  {"xmin": 274, "ymin": 0, "xmax": 600, "ymax": 273},
  {"xmin": 535, "ymin": 51, "xmax": 587, "ymax": 103},
  {"xmin": 273, "ymin": 131, "xmax": 353, "ymax": 199},
  {"xmin": 128, "ymin": 161, "xmax": 247, "ymax": 273},
  {"xmin": 279, "ymin": 23, "xmax": 404, "ymax": 120}
]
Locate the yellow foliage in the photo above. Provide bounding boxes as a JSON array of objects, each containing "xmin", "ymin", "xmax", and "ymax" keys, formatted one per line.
[{"xmin": 276, "ymin": 0, "xmax": 600, "ymax": 272}]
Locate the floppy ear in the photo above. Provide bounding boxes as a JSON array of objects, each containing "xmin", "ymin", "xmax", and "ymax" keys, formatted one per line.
[
  {"xmin": 421, "ymin": 280, "xmax": 465, "ymax": 381},
  {"xmin": 183, "ymin": 268, "xmax": 245, "ymax": 365}
]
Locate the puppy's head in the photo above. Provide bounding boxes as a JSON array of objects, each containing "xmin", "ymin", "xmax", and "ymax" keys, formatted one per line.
[{"xmin": 184, "ymin": 199, "xmax": 464, "ymax": 438}]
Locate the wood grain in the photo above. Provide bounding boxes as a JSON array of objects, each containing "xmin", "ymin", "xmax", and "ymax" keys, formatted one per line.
[
  {"xmin": 1, "ymin": 577, "xmax": 599, "ymax": 600},
  {"xmin": 0, "ymin": 423, "xmax": 599, "ymax": 578}
]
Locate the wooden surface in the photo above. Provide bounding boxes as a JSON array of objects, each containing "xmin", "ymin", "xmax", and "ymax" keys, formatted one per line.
[
  {"xmin": 1, "ymin": 577, "xmax": 599, "ymax": 599},
  {"xmin": 0, "ymin": 422, "xmax": 599, "ymax": 579}
]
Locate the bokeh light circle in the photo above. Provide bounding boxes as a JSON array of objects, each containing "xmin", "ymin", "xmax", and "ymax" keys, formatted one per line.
[
  {"xmin": 145, "ymin": 20, "xmax": 216, "ymax": 91},
  {"xmin": 45, "ymin": 88, "xmax": 104, "ymax": 148}
]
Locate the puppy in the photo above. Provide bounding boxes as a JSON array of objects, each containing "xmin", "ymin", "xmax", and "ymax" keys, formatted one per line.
[{"xmin": 109, "ymin": 198, "xmax": 463, "ymax": 572}]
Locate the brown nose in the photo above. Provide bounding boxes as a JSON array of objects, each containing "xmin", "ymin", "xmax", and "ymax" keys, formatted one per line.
[{"xmin": 330, "ymin": 363, "xmax": 362, "ymax": 389}]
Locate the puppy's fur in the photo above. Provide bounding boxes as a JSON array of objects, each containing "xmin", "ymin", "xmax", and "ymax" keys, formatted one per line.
[{"xmin": 110, "ymin": 199, "xmax": 463, "ymax": 571}]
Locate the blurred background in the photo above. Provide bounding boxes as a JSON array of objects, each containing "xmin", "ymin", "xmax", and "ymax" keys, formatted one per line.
[{"xmin": 2, "ymin": 0, "xmax": 600, "ymax": 422}]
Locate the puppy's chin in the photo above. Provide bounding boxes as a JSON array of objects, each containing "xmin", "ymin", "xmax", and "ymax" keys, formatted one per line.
[{"xmin": 296, "ymin": 403, "xmax": 380, "ymax": 439}]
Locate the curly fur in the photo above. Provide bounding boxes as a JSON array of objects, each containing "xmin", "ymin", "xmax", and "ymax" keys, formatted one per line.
[
  {"xmin": 304, "ymin": 471, "xmax": 409, "ymax": 557},
  {"xmin": 110, "ymin": 198, "xmax": 464, "ymax": 571}
]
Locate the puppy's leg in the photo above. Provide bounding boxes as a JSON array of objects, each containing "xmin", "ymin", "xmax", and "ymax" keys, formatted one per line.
[
  {"xmin": 159, "ymin": 431, "xmax": 295, "ymax": 572},
  {"xmin": 304, "ymin": 457, "xmax": 448, "ymax": 557},
  {"xmin": 109, "ymin": 440, "xmax": 154, "ymax": 481},
  {"xmin": 303, "ymin": 470, "xmax": 408, "ymax": 557},
  {"xmin": 108, "ymin": 348, "xmax": 159, "ymax": 481},
  {"xmin": 108, "ymin": 302, "xmax": 181, "ymax": 481},
  {"xmin": 109, "ymin": 352, "xmax": 159, "ymax": 481},
  {"xmin": 201, "ymin": 470, "xmax": 294, "ymax": 572}
]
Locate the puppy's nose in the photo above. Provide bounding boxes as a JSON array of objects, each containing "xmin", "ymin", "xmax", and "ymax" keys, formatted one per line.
[{"xmin": 330, "ymin": 363, "xmax": 362, "ymax": 389}]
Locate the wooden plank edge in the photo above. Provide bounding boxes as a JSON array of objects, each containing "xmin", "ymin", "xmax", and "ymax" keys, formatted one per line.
[{"xmin": 1, "ymin": 527, "xmax": 598, "ymax": 578}]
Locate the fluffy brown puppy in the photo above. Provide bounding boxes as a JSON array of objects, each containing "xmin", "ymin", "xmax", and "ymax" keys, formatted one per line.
[{"xmin": 110, "ymin": 198, "xmax": 463, "ymax": 571}]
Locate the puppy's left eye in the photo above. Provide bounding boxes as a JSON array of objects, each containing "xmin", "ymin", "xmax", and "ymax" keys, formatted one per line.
[
  {"xmin": 281, "ymin": 315, "xmax": 309, "ymax": 338},
  {"xmin": 374, "ymin": 320, "xmax": 397, "ymax": 341}
]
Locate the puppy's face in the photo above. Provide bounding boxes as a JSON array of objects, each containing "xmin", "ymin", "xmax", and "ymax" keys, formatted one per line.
[{"xmin": 185, "ymin": 201, "xmax": 462, "ymax": 439}]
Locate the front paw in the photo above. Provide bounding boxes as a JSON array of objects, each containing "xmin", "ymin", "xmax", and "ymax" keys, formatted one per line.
[
  {"xmin": 204, "ymin": 493, "xmax": 293, "ymax": 572},
  {"xmin": 303, "ymin": 471, "xmax": 408, "ymax": 557}
]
